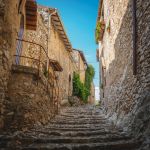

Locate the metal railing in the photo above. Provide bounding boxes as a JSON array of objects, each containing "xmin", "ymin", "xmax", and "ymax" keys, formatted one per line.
[{"xmin": 13, "ymin": 38, "xmax": 60, "ymax": 114}]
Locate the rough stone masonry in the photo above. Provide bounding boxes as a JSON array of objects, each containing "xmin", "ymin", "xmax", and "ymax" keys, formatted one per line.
[
  {"xmin": 0, "ymin": 0, "xmax": 21, "ymax": 129},
  {"xmin": 99, "ymin": 0, "xmax": 150, "ymax": 143}
]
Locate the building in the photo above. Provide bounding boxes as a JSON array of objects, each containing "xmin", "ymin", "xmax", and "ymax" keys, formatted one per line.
[
  {"xmin": 88, "ymin": 82, "xmax": 95, "ymax": 104},
  {"xmin": 0, "ymin": 0, "xmax": 78, "ymax": 130},
  {"xmin": 25, "ymin": 5, "xmax": 77, "ymax": 108},
  {"xmin": 96, "ymin": 0, "xmax": 150, "ymax": 140},
  {"xmin": 72, "ymin": 49, "xmax": 88, "ymax": 83},
  {"xmin": 0, "ymin": 0, "xmax": 39, "ymax": 130}
]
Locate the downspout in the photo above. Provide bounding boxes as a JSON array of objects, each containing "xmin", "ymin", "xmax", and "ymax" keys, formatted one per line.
[
  {"xmin": 132, "ymin": 0, "xmax": 137, "ymax": 75},
  {"xmin": 47, "ymin": 8, "xmax": 57, "ymax": 71}
]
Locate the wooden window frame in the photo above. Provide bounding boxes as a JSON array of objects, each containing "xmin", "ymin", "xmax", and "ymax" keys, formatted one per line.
[{"xmin": 18, "ymin": 0, "xmax": 26, "ymax": 14}]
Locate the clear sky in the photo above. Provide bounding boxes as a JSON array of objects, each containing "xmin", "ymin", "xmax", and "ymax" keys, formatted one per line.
[{"xmin": 37, "ymin": 0, "xmax": 100, "ymax": 87}]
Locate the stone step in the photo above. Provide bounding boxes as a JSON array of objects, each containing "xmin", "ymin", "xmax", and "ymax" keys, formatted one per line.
[
  {"xmin": 60, "ymin": 114, "xmax": 104, "ymax": 118},
  {"xmin": 22, "ymin": 140, "xmax": 141, "ymax": 150},
  {"xmin": 44, "ymin": 124, "xmax": 114, "ymax": 130},
  {"xmin": 61, "ymin": 112, "xmax": 102, "ymax": 115},
  {"xmin": 0, "ymin": 106, "xmax": 139, "ymax": 150},
  {"xmin": 28, "ymin": 136, "xmax": 132, "ymax": 144},
  {"xmin": 49, "ymin": 120, "xmax": 109, "ymax": 125},
  {"xmin": 43, "ymin": 126, "xmax": 117, "ymax": 132},
  {"xmin": 27, "ymin": 130, "xmax": 126, "ymax": 137},
  {"xmin": 0, "ymin": 135, "xmax": 132, "ymax": 147},
  {"xmin": 52, "ymin": 117, "xmax": 106, "ymax": 122},
  {"xmin": 55, "ymin": 117, "xmax": 107, "ymax": 122}
]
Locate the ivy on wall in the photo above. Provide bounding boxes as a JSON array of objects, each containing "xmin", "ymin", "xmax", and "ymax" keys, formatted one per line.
[
  {"xmin": 84, "ymin": 65, "xmax": 95, "ymax": 96},
  {"xmin": 73, "ymin": 65, "xmax": 95, "ymax": 103}
]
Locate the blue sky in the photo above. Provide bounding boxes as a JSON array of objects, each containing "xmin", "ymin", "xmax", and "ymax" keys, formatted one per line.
[{"xmin": 37, "ymin": 0, "xmax": 99, "ymax": 87}]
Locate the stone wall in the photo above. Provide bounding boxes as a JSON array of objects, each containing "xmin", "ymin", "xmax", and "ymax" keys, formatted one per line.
[
  {"xmin": 0, "ymin": 0, "xmax": 25, "ymax": 129},
  {"xmin": 24, "ymin": 13, "xmax": 48, "ymax": 69},
  {"xmin": 6, "ymin": 65, "xmax": 54, "ymax": 130},
  {"xmin": 100, "ymin": 0, "xmax": 150, "ymax": 141}
]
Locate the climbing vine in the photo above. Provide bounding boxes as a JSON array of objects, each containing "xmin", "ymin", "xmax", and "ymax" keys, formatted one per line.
[
  {"xmin": 84, "ymin": 65, "xmax": 95, "ymax": 97},
  {"xmin": 73, "ymin": 65, "xmax": 95, "ymax": 103}
]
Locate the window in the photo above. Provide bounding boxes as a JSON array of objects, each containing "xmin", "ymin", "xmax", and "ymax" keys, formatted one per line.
[{"xmin": 18, "ymin": 0, "xmax": 26, "ymax": 14}]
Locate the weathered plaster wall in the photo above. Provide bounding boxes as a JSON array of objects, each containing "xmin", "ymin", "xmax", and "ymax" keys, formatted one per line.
[
  {"xmin": 37, "ymin": 6, "xmax": 75, "ymax": 106},
  {"xmin": 101, "ymin": 0, "xmax": 150, "ymax": 142},
  {"xmin": 49, "ymin": 20, "xmax": 73, "ymax": 103},
  {"xmin": 0, "ymin": 0, "xmax": 25, "ymax": 129}
]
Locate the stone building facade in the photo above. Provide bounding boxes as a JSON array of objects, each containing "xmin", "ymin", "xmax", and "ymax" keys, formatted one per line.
[
  {"xmin": 0, "ymin": 1, "xmax": 78, "ymax": 130},
  {"xmin": 37, "ymin": 6, "xmax": 77, "ymax": 107},
  {"xmin": 72, "ymin": 49, "xmax": 87, "ymax": 83},
  {"xmin": 96, "ymin": 0, "xmax": 150, "ymax": 143},
  {"xmin": 0, "ymin": 0, "xmax": 32, "ymax": 130},
  {"xmin": 88, "ymin": 82, "xmax": 95, "ymax": 104}
]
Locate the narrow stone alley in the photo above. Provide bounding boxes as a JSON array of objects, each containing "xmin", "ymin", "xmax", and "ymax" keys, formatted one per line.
[
  {"xmin": 0, "ymin": 105, "xmax": 141, "ymax": 150},
  {"xmin": 0, "ymin": 0, "xmax": 150, "ymax": 149}
]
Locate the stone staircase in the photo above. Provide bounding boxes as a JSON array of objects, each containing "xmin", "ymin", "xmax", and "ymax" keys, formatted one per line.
[{"xmin": 0, "ymin": 105, "xmax": 141, "ymax": 150}]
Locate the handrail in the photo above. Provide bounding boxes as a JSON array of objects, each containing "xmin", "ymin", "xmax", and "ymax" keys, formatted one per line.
[
  {"xmin": 15, "ymin": 38, "xmax": 60, "ymax": 114},
  {"xmin": 16, "ymin": 38, "xmax": 61, "ymax": 65},
  {"xmin": 14, "ymin": 55, "xmax": 40, "ymax": 62},
  {"xmin": 16, "ymin": 38, "xmax": 49, "ymax": 58}
]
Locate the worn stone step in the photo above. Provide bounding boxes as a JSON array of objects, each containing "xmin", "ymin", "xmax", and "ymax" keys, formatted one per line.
[
  {"xmin": 45, "ymin": 124, "xmax": 113, "ymax": 129},
  {"xmin": 22, "ymin": 136, "xmax": 132, "ymax": 145},
  {"xmin": 43, "ymin": 126, "xmax": 116, "ymax": 131},
  {"xmin": 61, "ymin": 112, "xmax": 102, "ymax": 115},
  {"xmin": 0, "ymin": 106, "xmax": 139, "ymax": 150},
  {"xmin": 49, "ymin": 120, "xmax": 109, "ymax": 125},
  {"xmin": 55, "ymin": 116, "xmax": 106, "ymax": 120},
  {"xmin": 60, "ymin": 114, "xmax": 104, "ymax": 118},
  {"xmin": 0, "ymin": 135, "xmax": 132, "ymax": 147},
  {"xmin": 22, "ymin": 140, "xmax": 141, "ymax": 150},
  {"xmin": 27, "ymin": 130, "xmax": 126, "ymax": 137}
]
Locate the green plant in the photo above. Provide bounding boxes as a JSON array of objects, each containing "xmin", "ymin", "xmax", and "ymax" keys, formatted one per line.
[
  {"xmin": 84, "ymin": 65, "xmax": 95, "ymax": 99},
  {"xmin": 72, "ymin": 73, "xmax": 88, "ymax": 103},
  {"xmin": 72, "ymin": 65, "xmax": 95, "ymax": 103},
  {"xmin": 95, "ymin": 21, "xmax": 105, "ymax": 44}
]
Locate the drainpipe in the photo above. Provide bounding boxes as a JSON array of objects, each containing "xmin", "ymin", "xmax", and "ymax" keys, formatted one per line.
[
  {"xmin": 47, "ymin": 8, "xmax": 57, "ymax": 71},
  {"xmin": 132, "ymin": 0, "xmax": 137, "ymax": 75}
]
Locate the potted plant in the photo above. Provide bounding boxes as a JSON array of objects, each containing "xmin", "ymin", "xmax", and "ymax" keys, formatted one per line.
[{"xmin": 95, "ymin": 20, "xmax": 105, "ymax": 44}]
